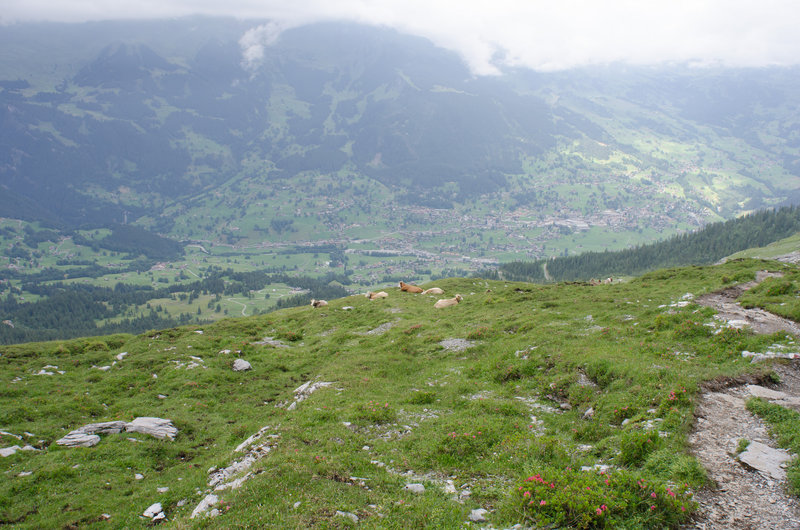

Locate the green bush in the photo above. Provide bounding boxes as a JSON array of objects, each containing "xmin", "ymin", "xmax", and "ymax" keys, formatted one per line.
[
  {"xmin": 512, "ymin": 468, "xmax": 694, "ymax": 529},
  {"xmin": 618, "ymin": 430, "xmax": 661, "ymax": 467},
  {"xmin": 351, "ymin": 400, "xmax": 396, "ymax": 424}
]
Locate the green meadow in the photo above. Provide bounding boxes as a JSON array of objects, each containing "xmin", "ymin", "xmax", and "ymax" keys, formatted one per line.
[{"xmin": 2, "ymin": 258, "xmax": 796, "ymax": 528}]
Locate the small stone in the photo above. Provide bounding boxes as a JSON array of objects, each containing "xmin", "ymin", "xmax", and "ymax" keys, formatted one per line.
[
  {"xmin": 362, "ymin": 445, "xmax": 370, "ymax": 451},
  {"xmin": 191, "ymin": 494, "xmax": 219, "ymax": 519},
  {"xmin": 293, "ymin": 501, "xmax": 301, "ymax": 509},
  {"xmin": 336, "ymin": 510, "xmax": 359, "ymax": 523},
  {"xmin": 404, "ymin": 483, "xmax": 425, "ymax": 494},
  {"xmin": 469, "ymin": 508, "xmax": 488, "ymax": 522},
  {"xmin": 17, "ymin": 471, "xmax": 32, "ymax": 477},
  {"xmin": 232, "ymin": 359, "xmax": 252, "ymax": 372},
  {"xmin": 582, "ymin": 407, "xmax": 595, "ymax": 420},
  {"xmin": 143, "ymin": 502, "xmax": 163, "ymax": 518},
  {"xmin": 177, "ymin": 499, "xmax": 187, "ymax": 507},
  {"xmin": 135, "ymin": 473, "xmax": 144, "ymax": 480},
  {"xmin": 157, "ymin": 487, "xmax": 169, "ymax": 493}
]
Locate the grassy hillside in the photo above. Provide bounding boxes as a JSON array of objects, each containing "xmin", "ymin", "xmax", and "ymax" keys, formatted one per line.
[{"xmin": 1, "ymin": 258, "xmax": 795, "ymax": 528}]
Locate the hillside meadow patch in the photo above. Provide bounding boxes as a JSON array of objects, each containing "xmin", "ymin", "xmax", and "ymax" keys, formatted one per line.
[{"xmin": 0, "ymin": 259, "xmax": 793, "ymax": 527}]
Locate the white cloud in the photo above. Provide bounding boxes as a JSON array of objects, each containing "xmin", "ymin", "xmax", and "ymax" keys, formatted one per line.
[{"xmin": 4, "ymin": 0, "xmax": 800, "ymax": 74}]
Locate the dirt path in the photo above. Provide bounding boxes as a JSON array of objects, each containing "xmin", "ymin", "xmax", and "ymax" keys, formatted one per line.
[
  {"xmin": 696, "ymin": 271, "xmax": 800, "ymax": 336},
  {"xmin": 687, "ymin": 270, "xmax": 800, "ymax": 528}
]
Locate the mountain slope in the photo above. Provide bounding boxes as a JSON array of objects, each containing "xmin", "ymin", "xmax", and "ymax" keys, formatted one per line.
[
  {"xmin": 2, "ymin": 18, "xmax": 800, "ymax": 234},
  {"xmin": 1, "ymin": 258, "xmax": 796, "ymax": 527}
]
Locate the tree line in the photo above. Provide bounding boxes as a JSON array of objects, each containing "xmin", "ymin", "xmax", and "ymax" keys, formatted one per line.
[
  {"xmin": 0, "ymin": 267, "xmax": 352, "ymax": 344},
  {"xmin": 497, "ymin": 206, "xmax": 800, "ymax": 282}
]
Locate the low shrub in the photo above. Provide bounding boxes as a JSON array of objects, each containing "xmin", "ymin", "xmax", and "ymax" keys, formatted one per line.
[{"xmin": 511, "ymin": 468, "xmax": 694, "ymax": 529}]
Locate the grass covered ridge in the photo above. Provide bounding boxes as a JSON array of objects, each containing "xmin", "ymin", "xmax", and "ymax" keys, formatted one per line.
[{"xmin": 0, "ymin": 259, "xmax": 793, "ymax": 528}]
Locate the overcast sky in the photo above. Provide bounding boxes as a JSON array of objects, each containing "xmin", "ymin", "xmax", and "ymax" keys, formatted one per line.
[{"xmin": 4, "ymin": 0, "xmax": 800, "ymax": 74}]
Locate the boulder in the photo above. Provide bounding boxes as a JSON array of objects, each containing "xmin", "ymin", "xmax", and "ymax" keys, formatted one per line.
[
  {"xmin": 125, "ymin": 417, "xmax": 178, "ymax": 441},
  {"xmin": 738, "ymin": 441, "xmax": 792, "ymax": 481},
  {"xmin": 56, "ymin": 432, "xmax": 101, "ymax": 447},
  {"xmin": 76, "ymin": 421, "xmax": 127, "ymax": 435},
  {"xmin": 232, "ymin": 359, "xmax": 252, "ymax": 372}
]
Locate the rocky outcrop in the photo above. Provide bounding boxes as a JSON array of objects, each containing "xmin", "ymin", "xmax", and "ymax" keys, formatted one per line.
[
  {"xmin": 56, "ymin": 417, "xmax": 177, "ymax": 447},
  {"xmin": 125, "ymin": 417, "xmax": 178, "ymax": 440}
]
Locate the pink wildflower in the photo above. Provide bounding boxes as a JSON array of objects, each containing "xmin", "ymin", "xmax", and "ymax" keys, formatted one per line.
[
  {"xmin": 651, "ymin": 492, "xmax": 657, "ymax": 498},
  {"xmin": 540, "ymin": 500, "xmax": 547, "ymax": 506}
]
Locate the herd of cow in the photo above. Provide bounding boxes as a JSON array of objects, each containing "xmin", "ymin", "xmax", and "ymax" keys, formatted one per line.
[{"xmin": 310, "ymin": 281, "xmax": 462, "ymax": 309}]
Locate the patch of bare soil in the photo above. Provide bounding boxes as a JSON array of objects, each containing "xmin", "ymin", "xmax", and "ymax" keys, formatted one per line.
[{"xmin": 687, "ymin": 271, "xmax": 800, "ymax": 529}]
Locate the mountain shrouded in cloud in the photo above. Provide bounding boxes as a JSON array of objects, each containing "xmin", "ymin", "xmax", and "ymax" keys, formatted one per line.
[
  {"xmin": 1, "ymin": 18, "xmax": 800, "ymax": 231},
  {"xmin": 4, "ymin": 1, "xmax": 800, "ymax": 75}
]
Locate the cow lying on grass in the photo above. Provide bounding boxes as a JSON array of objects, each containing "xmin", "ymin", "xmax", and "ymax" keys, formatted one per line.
[
  {"xmin": 365, "ymin": 291, "xmax": 389, "ymax": 300},
  {"xmin": 310, "ymin": 299, "xmax": 328, "ymax": 308},
  {"xmin": 421, "ymin": 287, "xmax": 444, "ymax": 295},
  {"xmin": 399, "ymin": 281, "xmax": 424, "ymax": 293},
  {"xmin": 434, "ymin": 294, "xmax": 462, "ymax": 308}
]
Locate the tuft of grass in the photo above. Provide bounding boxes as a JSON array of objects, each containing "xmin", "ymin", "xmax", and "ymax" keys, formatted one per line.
[{"xmin": 745, "ymin": 397, "xmax": 800, "ymax": 493}]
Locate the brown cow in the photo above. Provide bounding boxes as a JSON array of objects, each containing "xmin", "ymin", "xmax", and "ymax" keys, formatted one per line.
[
  {"xmin": 434, "ymin": 294, "xmax": 462, "ymax": 308},
  {"xmin": 310, "ymin": 299, "xmax": 328, "ymax": 308},
  {"xmin": 399, "ymin": 281, "xmax": 423, "ymax": 293},
  {"xmin": 421, "ymin": 287, "xmax": 444, "ymax": 295}
]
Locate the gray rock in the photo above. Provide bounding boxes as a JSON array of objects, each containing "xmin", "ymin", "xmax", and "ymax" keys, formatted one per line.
[
  {"xmin": 76, "ymin": 421, "xmax": 127, "ymax": 435},
  {"xmin": 738, "ymin": 441, "xmax": 792, "ymax": 481},
  {"xmin": 582, "ymin": 407, "xmax": 595, "ymax": 420},
  {"xmin": 191, "ymin": 494, "xmax": 219, "ymax": 519},
  {"xmin": 404, "ymin": 483, "xmax": 425, "ymax": 494},
  {"xmin": 336, "ymin": 510, "xmax": 359, "ymax": 523},
  {"xmin": 56, "ymin": 432, "xmax": 101, "ymax": 447},
  {"xmin": 125, "ymin": 417, "xmax": 178, "ymax": 440},
  {"xmin": 469, "ymin": 508, "xmax": 489, "ymax": 522},
  {"xmin": 232, "ymin": 359, "xmax": 252, "ymax": 372},
  {"xmin": 143, "ymin": 502, "xmax": 163, "ymax": 518},
  {"xmin": 1, "ymin": 445, "xmax": 22, "ymax": 457}
]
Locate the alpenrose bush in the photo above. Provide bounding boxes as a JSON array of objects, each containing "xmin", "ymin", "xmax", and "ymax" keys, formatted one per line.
[
  {"xmin": 512, "ymin": 467, "xmax": 695, "ymax": 529},
  {"xmin": 352, "ymin": 400, "xmax": 397, "ymax": 424}
]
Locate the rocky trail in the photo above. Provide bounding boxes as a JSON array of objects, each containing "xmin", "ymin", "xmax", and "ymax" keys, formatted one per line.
[{"xmin": 688, "ymin": 268, "xmax": 800, "ymax": 529}]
